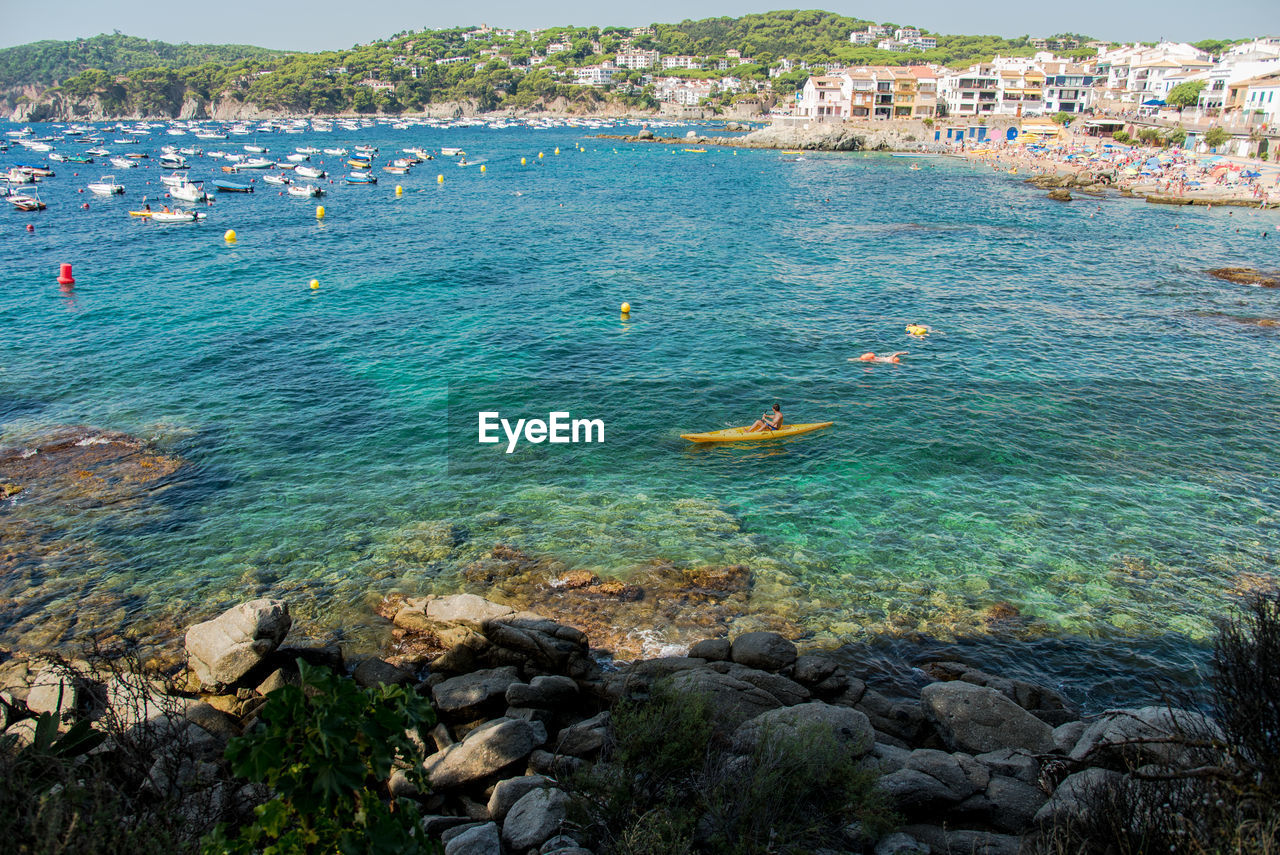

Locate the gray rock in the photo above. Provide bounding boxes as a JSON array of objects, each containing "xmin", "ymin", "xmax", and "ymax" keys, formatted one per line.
[
  {"xmin": 666, "ymin": 668, "xmax": 782, "ymax": 729},
  {"xmin": 484, "ymin": 617, "xmax": 589, "ymax": 673},
  {"xmin": 421, "ymin": 815, "xmax": 476, "ymax": 836},
  {"xmin": 423, "ymin": 717, "xmax": 537, "ymax": 790},
  {"xmin": 730, "ymin": 631, "xmax": 797, "ymax": 672},
  {"xmin": 388, "ymin": 768, "xmax": 419, "ymax": 799},
  {"xmin": 1053, "ymin": 720, "xmax": 1087, "ymax": 755},
  {"xmin": 904, "ymin": 749, "xmax": 988, "ymax": 800},
  {"xmin": 1069, "ymin": 706, "xmax": 1221, "ymax": 769},
  {"xmin": 540, "ymin": 835, "xmax": 582, "ymax": 853},
  {"xmin": 732, "ymin": 702, "xmax": 874, "ymax": 757},
  {"xmin": 502, "ymin": 787, "xmax": 570, "ymax": 850},
  {"xmin": 981, "ymin": 774, "xmax": 1048, "ymax": 833},
  {"xmin": 441, "ymin": 822, "xmax": 486, "ymax": 843},
  {"xmin": 900, "ymin": 824, "xmax": 1022, "ymax": 855},
  {"xmin": 920, "ymin": 681, "xmax": 1055, "ymax": 755},
  {"xmin": 974, "ymin": 747, "xmax": 1040, "ymax": 784},
  {"xmin": 428, "ymin": 594, "xmax": 515, "ymax": 627},
  {"xmin": 352, "ymin": 657, "xmax": 413, "ymax": 688},
  {"xmin": 874, "ymin": 831, "xmax": 929, "ymax": 855},
  {"xmin": 688, "ymin": 638, "xmax": 731, "ymax": 661},
  {"xmin": 255, "ymin": 668, "xmax": 298, "ymax": 696},
  {"xmin": 487, "ymin": 774, "xmax": 549, "ymax": 821},
  {"xmin": 432, "ymin": 667, "xmax": 521, "ymax": 717},
  {"xmin": 859, "ymin": 741, "xmax": 912, "ymax": 775},
  {"xmin": 877, "ymin": 768, "xmax": 961, "ymax": 810},
  {"xmin": 184, "ymin": 599, "xmax": 292, "ymax": 688},
  {"xmin": 854, "ymin": 689, "xmax": 927, "ymax": 744},
  {"xmin": 506, "ymin": 675, "xmax": 578, "ymax": 709},
  {"xmin": 792, "ymin": 654, "xmax": 839, "ymax": 686},
  {"xmin": 26, "ymin": 669, "xmax": 82, "ymax": 719},
  {"xmin": 1035, "ymin": 767, "xmax": 1123, "ymax": 825},
  {"xmin": 5, "ymin": 717, "xmax": 39, "ymax": 746},
  {"xmin": 714, "ymin": 663, "xmax": 810, "ymax": 706},
  {"xmin": 185, "ymin": 701, "xmax": 239, "ymax": 742},
  {"xmin": 555, "ymin": 711, "xmax": 610, "ymax": 757},
  {"xmin": 444, "ymin": 821, "xmax": 501, "ymax": 855}
]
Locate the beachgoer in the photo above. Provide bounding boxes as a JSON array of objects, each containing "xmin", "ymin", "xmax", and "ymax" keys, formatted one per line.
[
  {"xmin": 856, "ymin": 352, "xmax": 907, "ymax": 363},
  {"xmin": 747, "ymin": 404, "xmax": 783, "ymax": 433}
]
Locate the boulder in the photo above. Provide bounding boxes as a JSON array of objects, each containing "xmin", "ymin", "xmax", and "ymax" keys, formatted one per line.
[
  {"xmin": 502, "ymin": 787, "xmax": 570, "ymax": 850},
  {"xmin": 1047, "ymin": 189, "xmax": 1073, "ymax": 201},
  {"xmin": 688, "ymin": 638, "xmax": 731, "ymax": 661},
  {"xmin": 444, "ymin": 821, "xmax": 501, "ymax": 855},
  {"xmin": 974, "ymin": 747, "xmax": 1040, "ymax": 785},
  {"xmin": 854, "ymin": 689, "xmax": 927, "ymax": 744},
  {"xmin": 184, "ymin": 599, "xmax": 292, "ymax": 688},
  {"xmin": 711, "ymin": 662, "xmax": 810, "ymax": 706},
  {"xmin": 1034, "ymin": 767, "xmax": 1122, "ymax": 825},
  {"xmin": 904, "ymin": 749, "xmax": 988, "ymax": 800},
  {"xmin": 873, "ymin": 831, "xmax": 929, "ymax": 855},
  {"xmin": 554, "ymin": 711, "xmax": 610, "ymax": 757},
  {"xmin": 900, "ymin": 824, "xmax": 1022, "ymax": 855},
  {"xmin": 730, "ymin": 631, "xmax": 797, "ymax": 672},
  {"xmin": 732, "ymin": 702, "xmax": 873, "ymax": 757},
  {"xmin": 433, "ymin": 667, "xmax": 521, "ymax": 718},
  {"xmin": 666, "ymin": 668, "xmax": 781, "ymax": 729},
  {"xmin": 487, "ymin": 774, "xmax": 549, "ymax": 822},
  {"xmin": 388, "ymin": 769, "xmax": 419, "ymax": 799},
  {"xmin": 1069, "ymin": 706, "xmax": 1221, "ymax": 769},
  {"xmin": 920, "ymin": 681, "xmax": 1055, "ymax": 755},
  {"xmin": 858, "ymin": 741, "xmax": 912, "ymax": 775},
  {"xmin": 973, "ymin": 774, "xmax": 1047, "ymax": 833},
  {"xmin": 428, "ymin": 594, "xmax": 515, "ymax": 627},
  {"xmin": 26, "ymin": 668, "xmax": 83, "ymax": 719},
  {"xmin": 352, "ymin": 657, "xmax": 414, "ymax": 688},
  {"xmin": 483, "ymin": 616, "xmax": 590, "ymax": 674},
  {"xmin": 877, "ymin": 769, "xmax": 961, "ymax": 811},
  {"xmin": 185, "ymin": 701, "xmax": 240, "ymax": 742},
  {"xmin": 423, "ymin": 717, "xmax": 538, "ymax": 790},
  {"xmin": 506, "ymin": 675, "xmax": 579, "ymax": 709},
  {"xmin": 1053, "ymin": 720, "xmax": 1087, "ymax": 755},
  {"xmin": 255, "ymin": 668, "xmax": 298, "ymax": 696},
  {"xmin": 791, "ymin": 654, "xmax": 839, "ymax": 686}
]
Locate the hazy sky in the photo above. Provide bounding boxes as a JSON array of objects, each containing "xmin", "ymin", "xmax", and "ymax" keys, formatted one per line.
[{"xmin": 3, "ymin": 0, "xmax": 1277, "ymax": 51}]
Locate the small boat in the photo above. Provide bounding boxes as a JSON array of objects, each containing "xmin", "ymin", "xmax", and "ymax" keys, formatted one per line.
[
  {"xmin": 15, "ymin": 164, "xmax": 55, "ymax": 177},
  {"xmin": 296, "ymin": 146, "xmax": 320, "ymax": 155},
  {"xmin": 347, "ymin": 158, "xmax": 372, "ymax": 169},
  {"xmin": 150, "ymin": 209, "xmax": 206, "ymax": 223},
  {"xmin": 86, "ymin": 147, "xmax": 110, "ymax": 156},
  {"xmin": 236, "ymin": 157, "xmax": 274, "ymax": 169},
  {"xmin": 354, "ymin": 145, "xmax": 377, "ymax": 155},
  {"xmin": 160, "ymin": 172, "xmax": 191, "ymax": 187},
  {"xmin": 262, "ymin": 173, "xmax": 290, "ymax": 185},
  {"xmin": 345, "ymin": 173, "xmax": 377, "ymax": 184},
  {"xmin": 322, "ymin": 147, "xmax": 348, "ymax": 156},
  {"xmin": 383, "ymin": 165, "xmax": 410, "ymax": 174},
  {"xmin": 7, "ymin": 192, "xmax": 46, "ymax": 211},
  {"xmin": 49, "ymin": 153, "xmax": 67, "ymax": 162},
  {"xmin": 244, "ymin": 144, "xmax": 268, "ymax": 153},
  {"xmin": 170, "ymin": 180, "xmax": 208, "ymax": 203},
  {"xmin": 683, "ymin": 148, "xmax": 707, "ymax": 153},
  {"xmin": 114, "ymin": 137, "xmax": 140, "ymax": 144},
  {"xmin": 87, "ymin": 175, "xmax": 124, "ymax": 195},
  {"xmin": 5, "ymin": 167, "xmax": 35, "ymax": 183},
  {"xmin": 441, "ymin": 147, "xmax": 465, "ymax": 156},
  {"xmin": 159, "ymin": 154, "xmax": 188, "ymax": 169},
  {"xmin": 66, "ymin": 154, "xmax": 94, "ymax": 164},
  {"xmin": 110, "ymin": 156, "xmax": 137, "ymax": 169},
  {"xmin": 195, "ymin": 131, "xmax": 227, "ymax": 140},
  {"xmin": 288, "ymin": 183, "xmax": 324, "ymax": 197},
  {"xmin": 285, "ymin": 153, "xmax": 309, "ymax": 162},
  {"xmin": 213, "ymin": 180, "xmax": 253, "ymax": 193},
  {"xmin": 294, "ymin": 165, "xmax": 325, "ymax": 179},
  {"xmin": 679, "ymin": 422, "xmax": 835, "ymax": 443}
]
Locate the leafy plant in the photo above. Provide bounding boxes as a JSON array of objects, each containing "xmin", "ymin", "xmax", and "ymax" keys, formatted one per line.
[
  {"xmin": 203, "ymin": 661, "xmax": 437, "ymax": 855},
  {"xmin": 1205, "ymin": 126, "xmax": 1230, "ymax": 149}
]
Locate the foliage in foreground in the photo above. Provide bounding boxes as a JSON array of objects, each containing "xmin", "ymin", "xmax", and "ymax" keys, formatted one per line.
[
  {"xmin": 203, "ymin": 660, "xmax": 438, "ymax": 855},
  {"xmin": 1033, "ymin": 593, "xmax": 1280, "ymax": 855},
  {"xmin": 569, "ymin": 679, "xmax": 897, "ymax": 855}
]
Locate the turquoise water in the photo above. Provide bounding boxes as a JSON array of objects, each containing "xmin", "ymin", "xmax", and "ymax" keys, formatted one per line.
[{"xmin": 3, "ymin": 122, "xmax": 1279, "ymax": 698}]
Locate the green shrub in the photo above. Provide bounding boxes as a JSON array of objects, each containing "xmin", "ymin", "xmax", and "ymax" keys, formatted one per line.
[
  {"xmin": 1205, "ymin": 127, "xmax": 1230, "ymax": 149},
  {"xmin": 203, "ymin": 661, "xmax": 438, "ymax": 855},
  {"xmin": 569, "ymin": 680, "xmax": 897, "ymax": 855},
  {"xmin": 1111, "ymin": 130, "xmax": 1132, "ymax": 144}
]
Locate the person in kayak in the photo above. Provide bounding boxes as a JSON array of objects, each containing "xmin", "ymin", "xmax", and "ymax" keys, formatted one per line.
[
  {"xmin": 855, "ymin": 352, "xmax": 907, "ymax": 363},
  {"xmin": 747, "ymin": 403, "xmax": 783, "ymax": 433}
]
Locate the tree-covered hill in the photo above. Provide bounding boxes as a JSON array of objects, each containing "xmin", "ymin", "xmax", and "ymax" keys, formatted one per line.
[{"xmin": 0, "ymin": 33, "xmax": 288, "ymax": 89}]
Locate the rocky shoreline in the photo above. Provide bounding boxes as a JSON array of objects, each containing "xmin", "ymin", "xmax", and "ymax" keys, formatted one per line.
[{"xmin": 0, "ymin": 593, "xmax": 1234, "ymax": 854}]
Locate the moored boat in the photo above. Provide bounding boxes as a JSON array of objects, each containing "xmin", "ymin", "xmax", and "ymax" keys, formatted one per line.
[
  {"xmin": 287, "ymin": 183, "xmax": 324, "ymax": 197},
  {"xmin": 294, "ymin": 165, "xmax": 325, "ymax": 179},
  {"xmin": 213, "ymin": 180, "xmax": 254, "ymax": 193},
  {"xmin": 87, "ymin": 175, "xmax": 125, "ymax": 195},
  {"xmin": 170, "ymin": 180, "xmax": 208, "ymax": 203}
]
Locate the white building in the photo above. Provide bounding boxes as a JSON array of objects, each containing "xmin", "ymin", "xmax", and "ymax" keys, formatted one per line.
[
  {"xmin": 574, "ymin": 64, "xmax": 616, "ymax": 86},
  {"xmin": 941, "ymin": 57, "xmax": 1046, "ymax": 116},
  {"xmin": 1240, "ymin": 70, "xmax": 1280, "ymax": 121},
  {"xmin": 546, "ymin": 41, "xmax": 571, "ymax": 54},
  {"xmin": 616, "ymin": 50, "xmax": 659, "ymax": 69},
  {"xmin": 1095, "ymin": 42, "xmax": 1213, "ymax": 104},
  {"xmin": 662, "ymin": 55, "xmax": 701, "ymax": 70}
]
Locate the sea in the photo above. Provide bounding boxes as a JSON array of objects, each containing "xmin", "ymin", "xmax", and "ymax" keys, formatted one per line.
[{"xmin": 3, "ymin": 119, "xmax": 1279, "ymax": 709}]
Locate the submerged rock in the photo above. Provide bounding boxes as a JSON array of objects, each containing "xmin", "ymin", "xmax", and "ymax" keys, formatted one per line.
[{"xmin": 1207, "ymin": 267, "xmax": 1280, "ymax": 287}]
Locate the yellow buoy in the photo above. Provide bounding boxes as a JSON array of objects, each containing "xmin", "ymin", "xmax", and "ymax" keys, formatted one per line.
[
  {"xmin": 521, "ymin": 157, "xmax": 527, "ymax": 165},
  {"xmin": 395, "ymin": 185, "xmax": 403, "ymax": 196},
  {"xmin": 480, "ymin": 165, "xmax": 486, "ymax": 173},
  {"xmin": 437, "ymin": 174, "xmax": 444, "ymax": 184},
  {"xmin": 554, "ymin": 147, "xmax": 560, "ymax": 155},
  {"xmin": 309, "ymin": 279, "xmax": 319, "ymax": 290},
  {"xmin": 621, "ymin": 302, "xmax": 631, "ymax": 314},
  {"xmin": 538, "ymin": 152, "xmax": 544, "ymax": 159},
  {"xmin": 316, "ymin": 205, "xmax": 325, "ymax": 219},
  {"xmin": 224, "ymin": 229, "xmax": 236, "ymax": 243}
]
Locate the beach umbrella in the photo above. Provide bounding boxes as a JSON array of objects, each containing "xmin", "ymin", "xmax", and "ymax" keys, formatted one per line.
[
  {"xmin": 1242, "ymin": 170, "xmax": 1261, "ymax": 178},
  {"xmin": 1142, "ymin": 98, "xmax": 1166, "ymax": 106}
]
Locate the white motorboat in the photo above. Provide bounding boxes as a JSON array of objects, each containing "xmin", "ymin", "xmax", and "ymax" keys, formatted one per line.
[
  {"xmin": 159, "ymin": 154, "xmax": 188, "ymax": 169},
  {"xmin": 236, "ymin": 158, "xmax": 274, "ymax": 169},
  {"xmin": 110, "ymin": 156, "xmax": 137, "ymax": 169},
  {"xmin": 170, "ymin": 180, "xmax": 207, "ymax": 203},
  {"xmin": 294, "ymin": 165, "xmax": 325, "ymax": 179},
  {"xmin": 5, "ymin": 167, "xmax": 35, "ymax": 184},
  {"xmin": 296, "ymin": 147, "xmax": 320, "ymax": 154},
  {"xmin": 87, "ymin": 175, "xmax": 124, "ymax": 195},
  {"xmin": 288, "ymin": 183, "xmax": 324, "ymax": 197},
  {"xmin": 150, "ymin": 209, "xmax": 205, "ymax": 223},
  {"xmin": 86, "ymin": 147, "xmax": 109, "ymax": 156},
  {"xmin": 262, "ymin": 173, "xmax": 290, "ymax": 186},
  {"xmin": 322, "ymin": 148, "xmax": 347, "ymax": 156},
  {"xmin": 441, "ymin": 147, "xmax": 465, "ymax": 156},
  {"xmin": 285, "ymin": 153, "xmax": 309, "ymax": 162},
  {"xmin": 243, "ymin": 144, "xmax": 268, "ymax": 153},
  {"xmin": 160, "ymin": 171, "xmax": 189, "ymax": 187}
]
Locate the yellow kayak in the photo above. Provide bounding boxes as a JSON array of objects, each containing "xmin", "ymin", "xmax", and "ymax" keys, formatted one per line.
[
  {"xmin": 129, "ymin": 211, "xmax": 153, "ymax": 217},
  {"xmin": 680, "ymin": 422, "xmax": 834, "ymax": 443}
]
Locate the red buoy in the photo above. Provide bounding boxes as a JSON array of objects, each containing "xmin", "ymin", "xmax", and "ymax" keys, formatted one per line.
[
  {"xmin": 57, "ymin": 263, "xmax": 75, "ymax": 285},
  {"xmin": 26, "ymin": 224, "xmax": 34, "ymax": 232}
]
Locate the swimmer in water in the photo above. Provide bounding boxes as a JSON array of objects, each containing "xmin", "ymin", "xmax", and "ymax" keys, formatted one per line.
[{"xmin": 853, "ymin": 352, "xmax": 907, "ymax": 363}]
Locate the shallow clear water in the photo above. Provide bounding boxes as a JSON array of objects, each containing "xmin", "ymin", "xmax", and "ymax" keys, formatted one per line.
[{"xmin": 3, "ymin": 122, "xmax": 1279, "ymax": 703}]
